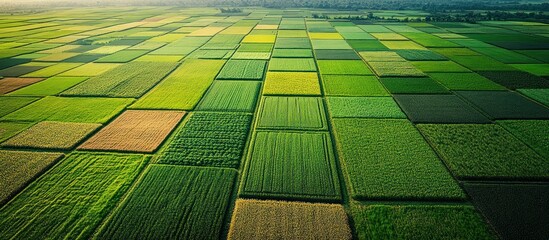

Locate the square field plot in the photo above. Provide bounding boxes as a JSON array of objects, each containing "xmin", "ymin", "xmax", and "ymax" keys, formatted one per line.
[
  {"xmin": 518, "ymin": 89, "xmax": 549, "ymax": 106},
  {"xmin": 242, "ymin": 35, "xmax": 276, "ymax": 43},
  {"xmin": 268, "ymin": 58, "xmax": 317, "ymax": 72},
  {"xmin": 0, "ymin": 152, "xmax": 147, "ymax": 240},
  {"xmin": 216, "ymin": 60, "xmax": 267, "ymax": 80},
  {"xmin": 0, "ymin": 122, "xmax": 32, "ymax": 142},
  {"xmin": 95, "ymin": 50, "xmax": 149, "ymax": 63},
  {"xmin": 456, "ymin": 91, "xmax": 549, "ymax": 120},
  {"xmin": 463, "ymin": 182, "xmax": 549, "ymax": 240},
  {"xmin": 418, "ymin": 124, "xmax": 548, "ymax": 180},
  {"xmin": 381, "ymin": 41, "xmax": 426, "ymax": 50},
  {"xmin": 327, "ymin": 97, "xmax": 406, "ymax": 118},
  {"xmin": 238, "ymin": 43, "xmax": 273, "ymax": 52},
  {"xmin": 498, "ymin": 120, "xmax": 549, "ymax": 158},
  {"xmin": 315, "ymin": 49, "xmax": 361, "ymax": 60},
  {"xmin": 359, "ymin": 51, "xmax": 405, "ymax": 62},
  {"xmin": 0, "ymin": 151, "xmax": 63, "ymax": 205},
  {"xmin": 231, "ymin": 51, "xmax": 270, "ymax": 60},
  {"xmin": 1, "ymin": 121, "xmax": 100, "ymax": 150},
  {"xmin": 1, "ymin": 96, "xmax": 133, "ymax": 123},
  {"xmin": 131, "ymin": 59, "xmax": 225, "ymax": 110},
  {"xmin": 272, "ymin": 49, "xmax": 313, "ymax": 58},
  {"xmin": 57, "ymin": 63, "xmax": 121, "ymax": 77},
  {"xmin": 8, "ymin": 77, "xmax": 88, "ymax": 96},
  {"xmin": 157, "ymin": 112, "xmax": 252, "ymax": 168},
  {"xmin": 257, "ymin": 96, "xmax": 327, "ymax": 130},
  {"xmin": 22, "ymin": 63, "xmax": 82, "ymax": 78},
  {"xmin": 309, "ymin": 32, "xmax": 344, "ymax": 39},
  {"xmin": 79, "ymin": 110, "xmax": 185, "ymax": 153},
  {"xmin": 0, "ymin": 64, "xmax": 49, "ymax": 77},
  {"xmin": 380, "ymin": 77, "xmax": 449, "ymax": 94},
  {"xmin": 317, "ymin": 60, "xmax": 373, "ymax": 75},
  {"xmin": 228, "ymin": 199, "xmax": 351, "ymax": 240},
  {"xmin": 198, "ymin": 81, "xmax": 260, "ymax": 112},
  {"xmin": 352, "ymin": 204, "xmax": 497, "ymax": 240},
  {"xmin": 61, "ymin": 62, "xmax": 177, "ymax": 98},
  {"xmin": 240, "ymin": 131, "xmax": 341, "ymax": 202},
  {"xmin": 0, "ymin": 96, "xmax": 39, "ymax": 117},
  {"xmin": 511, "ymin": 64, "xmax": 549, "ymax": 76},
  {"xmin": 274, "ymin": 38, "xmax": 311, "ymax": 49},
  {"xmin": 371, "ymin": 33, "xmax": 407, "ymax": 40},
  {"xmin": 277, "ymin": 30, "xmax": 308, "ymax": 38},
  {"xmin": 333, "ymin": 119, "xmax": 464, "ymax": 200},
  {"xmin": 323, "ymin": 75, "xmax": 388, "ymax": 96},
  {"xmin": 347, "ymin": 40, "xmax": 389, "ymax": 51},
  {"xmin": 477, "ymin": 71, "xmax": 549, "ymax": 89},
  {"xmin": 263, "ymin": 72, "xmax": 320, "ymax": 95},
  {"xmin": 97, "ymin": 165, "xmax": 236, "ymax": 240},
  {"xmin": 395, "ymin": 50, "xmax": 447, "ymax": 61},
  {"xmin": 428, "ymin": 73, "xmax": 505, "ymax": 91},
  {"xmin": 450, "ymin": 55, "xmax": 514, "ymax": 71},
  {"xmin": 368, "ymin": 62, "xmax": 425, "ymax": 77},
  {"xmin": 0, "ymin": 78, "xmax": 44, "ymax": 94},
  {"xmin": 311, "ymin": 40, "xmax": 352, "ymax": 49},
  {"xmin": 394, "ymin": 94, "xmax": 490, "ymax": 123},
  {"xmin": 412, "ymin": 61, "xmax": 471, "ymax": 73}
]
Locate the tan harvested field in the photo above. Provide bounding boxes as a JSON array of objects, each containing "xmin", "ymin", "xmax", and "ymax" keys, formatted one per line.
[
  {"xmin": 1, "ymin": 121, "xmax": 101, "ymax": 150},
  {"xmin": 79, "ymin": 110, "xmax": 185, "ymax": 153},
  {"xmin": 0, "ymin": 78, "xmax": 44, "ymax": 94},
  {"xmin": 228, "ymin": 199, "xmax": 352, "ymax": 240},
  {"xmin": 0, "ymin": 150, "xmax": 64, "ymax": 205}
]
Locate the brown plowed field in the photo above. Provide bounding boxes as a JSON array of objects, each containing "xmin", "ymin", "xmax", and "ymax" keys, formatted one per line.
[
  {"xmin": 79, "ymin": 110, "xmax": 185, "ymax": 152},
  {"xmin": 0, "ymin": 78, "xmax": 44, "ymax": 94}
]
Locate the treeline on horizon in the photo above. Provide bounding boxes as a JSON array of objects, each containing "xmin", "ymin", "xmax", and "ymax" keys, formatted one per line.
[{"xmin": 1, "ymin": 0, "xmax": 548, "ymax": 11}]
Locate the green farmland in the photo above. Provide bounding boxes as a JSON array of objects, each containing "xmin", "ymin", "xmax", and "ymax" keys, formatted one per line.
[{"xmin": 1, "ymin": 6, "xmax": 548, "ymax": 240}]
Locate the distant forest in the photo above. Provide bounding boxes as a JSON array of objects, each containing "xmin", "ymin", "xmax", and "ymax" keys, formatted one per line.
[
  {"xmin": 1, "ymin": 0, "xmax": 548, "ymax": 11},
  {"xmin": 0, "ymin": 0, "xmax": 547, "ymax": 22}
]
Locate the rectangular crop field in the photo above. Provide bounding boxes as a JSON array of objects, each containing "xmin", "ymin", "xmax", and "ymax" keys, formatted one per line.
[
  {"xmin": 379, "ymin": 77, "xmax": 449, "ymax": 94},
  {"xmin": 0, "ymin": 96, "xmax": 39, "ymax": 117},
  {"xmin": 0, "ymin": 77, "xmax": 44, "ymax": 94},
  {"xmin": 428, "ymin": 73, "xmax": 505, "ymax": 91},
  {"xmin": 418, "ymin": 124, "xmax": 548, "ymax": 180},
  {"xmin": 263, "ymin": 72, "xmax": 321, "ymax": 95},
  {"xmin": 257, "ymin": 96, "xmax": 327, "ymax": 130},
  {"xmin": 328, "ymin": 97, "xmax": 405, "ymax": 118},
  {"xmin": 8, "ymin": 77, "xmax": 88, "ymax": 96},
  {"xmin": 216, "ymin": 60, "xmax": 267, "ymax": 80},
  {"xmin": 1, "ymin": 96, "xmax": 133, "ymax": 123},
  {"xmin": 0, "ymin": 152, "xmax": 148, "ymax": 240},
  {"xmin": 0, "ymin": 122, "xmax": 32, "ymax": 142},
  {"xmin": 352, "ymin": 204, "xmax": 496, "ymax": 240},
  {"xmin": 1, "ymin": 121, "xmax": 100, "ymax": 150},
  {"xmin": 96, "ymin": 165, "xmax": 236, "ymax": 240},
  {"xmin": 497, "ymin": 120, "xmax": 549, "ymax": 158},
  {"xmin": 157, "ymin": 112, "xmax": 252, "ymax": 168},
  {"xmin": 368, "ymin": 61, "xmax": 426, "ymax": 77},
  {"xmin": 79, "ymin": 110, "xmax": 185, "ymax": 153},
  {"xmin": 322, "ymin": 75, "xmax": 389, "ymax": 96},
  {"xmin": 240, "ymin": 131, "xmax": 341, "ymax": 202},
  {"xmin": 61, "ymin": 62, "xmax": 177, "ymax": 98},
  {"xmin": 268, "ymin": 58, "xmax": 317, "ymax": 72},
  {"xmin": 317, "ymin": 60, "xmax": 373, "ymax": 75},
  {"xmin": 0, "ymin": 150, "xmax": 63, "ymax": 205},
  {"xmin": 131, "ymin": 59, "xmax": 225, "ymax": 110},
  {"xmin": 197, "ymin": 80, "xmax": 260, "ymax": 112},
  {"xmin": 333, "ymin": 119, "xmax": 464, "ymax": 200},
  {"xmin": 228, "ymin": 199, "xmax": 351, "ymax": 240}
]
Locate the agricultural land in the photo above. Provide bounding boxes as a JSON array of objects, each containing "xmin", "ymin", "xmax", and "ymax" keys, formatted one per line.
[{"xmin": 0, "ymin": 6, "xmax": 548, "ymax": 240}]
